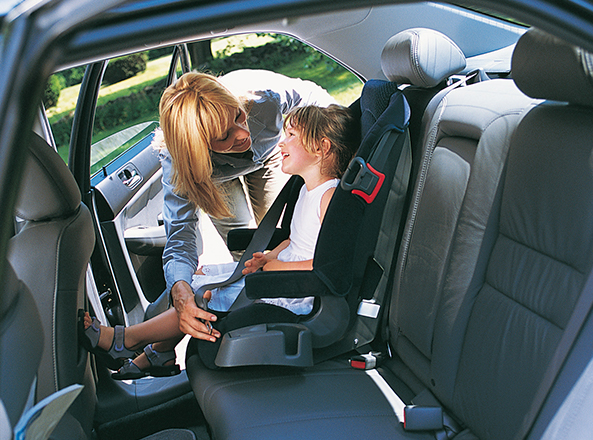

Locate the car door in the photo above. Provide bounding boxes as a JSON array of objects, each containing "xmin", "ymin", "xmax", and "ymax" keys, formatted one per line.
[{"xmin": 57, "ymin": 44, "xmax": 192, "ymax": 328}]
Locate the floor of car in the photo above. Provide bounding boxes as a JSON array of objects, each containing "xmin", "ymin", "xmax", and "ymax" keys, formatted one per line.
[
  {"xmin": 95, "ymin": 391, "xmax": 211, "ymax": 440},
  {"xmin": 95, "ymin": 215, "xmax": 237, "ymax": 440}
]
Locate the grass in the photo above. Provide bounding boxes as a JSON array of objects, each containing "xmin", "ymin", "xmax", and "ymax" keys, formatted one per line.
[
  {"xmin": 47, "ymin": 35, "xmax": 276, "ymax": 125},
  {"xmin": 276, "ymin": 58, "xmax": 362, "ymax": 106},
  {"xmin": 47, "ymin": 56, "xmax": 171, "ymax": 124}
]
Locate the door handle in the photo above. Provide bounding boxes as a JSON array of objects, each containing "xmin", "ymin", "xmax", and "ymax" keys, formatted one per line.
[{"xmin": 118, "ymin": 164, "xmax": 142, "ymax": 189}]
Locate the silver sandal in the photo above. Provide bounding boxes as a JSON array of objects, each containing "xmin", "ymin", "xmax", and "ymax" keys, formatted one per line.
[
  {"xmin": 78, "ymin": 310, "xmax": 136, "ymax": 370},
  {"xmin": 111, "ymin": 344, "xmax": 180, "ymax": 380}
]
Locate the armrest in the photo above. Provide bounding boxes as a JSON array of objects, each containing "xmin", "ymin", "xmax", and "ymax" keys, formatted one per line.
[
  {"xmin": 245, "ymin": 270, "xmax": 330, "ymax": 299},
  {"xmin": 227, "ymin": 228, "xmax": 289, "ymax": 252},
  {"xmin": 124, "ymin": 225, "xmax": 166, "ymax": 256}
]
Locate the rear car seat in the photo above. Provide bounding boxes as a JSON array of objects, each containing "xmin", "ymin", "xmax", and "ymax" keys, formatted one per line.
[
  {"xmin": 191, "ymin": 27, "xmax": 593, "ymax": 439},
  {"xmin": 184, "ymin": 27, "xmax": 539, "ymax": 439},
  {"xmin": 186, "ymin": 27, "xmax": 593, "ymax": 439}
]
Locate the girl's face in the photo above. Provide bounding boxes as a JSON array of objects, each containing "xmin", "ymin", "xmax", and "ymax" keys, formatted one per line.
[
  {"xmin": 210, "ymin": 107, "xmax": 251, "ymax": 154},
  {"xmin": 279, "ymin": 123, "xmax": 321, "ymax": 177}
]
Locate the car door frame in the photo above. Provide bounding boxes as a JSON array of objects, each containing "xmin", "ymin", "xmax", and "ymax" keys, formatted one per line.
[{"xmin": 63, "ymin": 44, "xmax": 192, "ymax": 327}]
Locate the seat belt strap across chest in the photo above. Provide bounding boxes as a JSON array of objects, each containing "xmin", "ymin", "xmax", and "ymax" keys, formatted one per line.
[{"xmin": 194, "ymin": 175, "xmax": 302, "ymax": 310}]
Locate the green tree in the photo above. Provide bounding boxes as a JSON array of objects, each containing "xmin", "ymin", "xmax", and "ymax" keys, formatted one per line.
[
  {"xmin": 104, "ymin": 53, "xmax": 149, "ymax": 84},
  {"xmin": 43, "ymin": 74, "xmax": 64, "ymax": 108}
]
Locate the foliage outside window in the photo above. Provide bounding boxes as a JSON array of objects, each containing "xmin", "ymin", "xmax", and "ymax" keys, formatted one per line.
[{"xmin": 45, "ymin": 33, "xmax": 363, "ymax": 174}]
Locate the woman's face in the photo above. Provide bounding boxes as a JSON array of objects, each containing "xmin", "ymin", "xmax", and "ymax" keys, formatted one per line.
[{"xmin": 209, "ymin": 107, "xmax": 252, "ymax": 154}]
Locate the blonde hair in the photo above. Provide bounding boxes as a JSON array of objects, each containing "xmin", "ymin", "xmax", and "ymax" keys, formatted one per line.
[
  {"xmin": 284, "ymin": 104, "xmax": 358, "ymax": 179},
  {"xmin": 158, "ymin": 72, "xmax": 245, "ymax": 218}
]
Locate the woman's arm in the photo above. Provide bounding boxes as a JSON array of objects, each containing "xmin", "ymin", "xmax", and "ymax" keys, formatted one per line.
[
  {"xmin": 160, "ymin": 151, "xmax": 220, "ymax": 342},
  {"xmin": 160, "ymin": 151, "xmax": 201, "ymax": 292}
]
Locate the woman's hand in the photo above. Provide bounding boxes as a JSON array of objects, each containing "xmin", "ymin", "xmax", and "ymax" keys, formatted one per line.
[
  {"xmin": 242, "ymin": 252, "xmax": 269, "ymax": 274},
  {"xmin": 171, "ymin": 280, "xmax": 220, "ymax": 342}
]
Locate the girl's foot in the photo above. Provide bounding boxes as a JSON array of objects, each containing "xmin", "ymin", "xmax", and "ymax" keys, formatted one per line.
[
  {"xmin": 111, "ymin": 344, "xmax": 180, "ymax": 380},
  {"xmin": 78, "ymin": 310, "xmax": 137, "ymax": 370}
]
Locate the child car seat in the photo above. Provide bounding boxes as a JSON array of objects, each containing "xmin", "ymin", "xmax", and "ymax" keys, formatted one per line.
[{"xmin": 195, "ymin": 28, "xmax": 467, "ymax": 368}]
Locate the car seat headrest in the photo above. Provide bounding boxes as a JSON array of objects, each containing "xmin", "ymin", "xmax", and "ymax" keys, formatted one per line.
[
  {"xmin": 15, "ymin": 133, "xmax": 81, "ymax": 221},
  {"xmin": 512, "ymin": 28, "xmax": 593, "ymax": 107},
  {"xmin": 381, "ymin": 27, "xmax": 466, "ymax": 88}
]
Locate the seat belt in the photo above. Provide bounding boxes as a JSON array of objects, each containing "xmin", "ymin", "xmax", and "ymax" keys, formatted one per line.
[
  {"xmin": 515, "ymin": 265, "xmax": 593, "ymax": 440},
  {"xmin": 418, "ymin": 70, "xmax": 480, "ymax": 150},
  {"xmin": 194, "ymin": 175, "xmax": 303, "ymax": 310}
]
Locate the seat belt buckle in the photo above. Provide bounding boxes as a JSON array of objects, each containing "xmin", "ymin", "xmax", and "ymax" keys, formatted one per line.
[
  {"xmin": 349, "ymin": 351, "xmax": 383, "ymax": 370},
  {"xmin": 403, "ymin": 405, "xmax": 443, "ymax": 431},
  {"xmin": 341, "ymin": 157, "xmax": 385, "ymax": 204}
]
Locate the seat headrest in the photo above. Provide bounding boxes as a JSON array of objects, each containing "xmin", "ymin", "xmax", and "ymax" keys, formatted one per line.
[
  {"xmin": 15, "ymin": 133, "xmax": 81, "ymax": 221},
  {"xmin": 512, "ymin": 28, "xmax": 593, "ymax": 107},
  {"xmin": 381, "ymin": 28, "xmax": 466, "ymax": 88}
]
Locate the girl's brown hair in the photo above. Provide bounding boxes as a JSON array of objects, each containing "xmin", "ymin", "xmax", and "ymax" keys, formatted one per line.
[
  {"xmin": 158, "ymin": 72, "xmax": 245, "ymax": 218},
  {"xmin": 284, "ymin": 104, "xmax": 358, "ymax": 179}
]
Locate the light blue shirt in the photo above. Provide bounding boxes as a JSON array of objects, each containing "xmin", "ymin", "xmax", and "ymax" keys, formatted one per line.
[{"xmin": 160, "ymin": 70, "xmax": 335, "ymax": 292}]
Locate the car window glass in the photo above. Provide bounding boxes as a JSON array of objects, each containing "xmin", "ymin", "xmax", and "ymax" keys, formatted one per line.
[
  {"xmin": 45, "ymin": 65, "xmax": 86, "ymax": 163},
  {"xmin": 193, "ymin": 33, "xmax": 363, "ymax": 106},
  {"xmin": 48, "ymin": 34, "xmax": 362, "ymax": 179},
  {"xmin": 90, "ymin": 49, "xmax": 172, "ymax": 176}
]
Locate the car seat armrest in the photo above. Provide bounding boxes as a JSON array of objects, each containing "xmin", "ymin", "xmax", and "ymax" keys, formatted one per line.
[
  {"xmin": 227, "ymin": 228, "xmax": 289, "ymax": 251},
  {"xmin": 245, "ymin": 270, "xmax": 330, "ymax": 299},
  {"xmin": 227, "ymin": 228, "xmax": 255, "ymax": 251}
]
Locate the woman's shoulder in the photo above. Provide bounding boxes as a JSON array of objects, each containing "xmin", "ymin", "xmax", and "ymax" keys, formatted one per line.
[{"xmin": 219, "ymin": 70, "xmax": 290, "ymax": 94}]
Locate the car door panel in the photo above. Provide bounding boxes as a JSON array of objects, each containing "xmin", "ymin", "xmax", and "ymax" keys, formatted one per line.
[{"xmin": 92, "ymin": 128, "xmax": 166, "ymax": 322}]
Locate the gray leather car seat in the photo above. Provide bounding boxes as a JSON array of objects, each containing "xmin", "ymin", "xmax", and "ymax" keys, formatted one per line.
[
  {"xmin": 0, "ymin": 262, "xmax": 44, "ymax": 432},
  {"xmin": 382, "ymin": 27, "xmax": 467, "ymax": 166},
  {"xmin": 187, "ymin": 27, "xmax": 593, "ymax": 440},
  {"xmin": 185, "ymin": 27, "xmax": 534, "ymax": 439},
  {"xmin": 7, "ymin": 132, "xmax": 199, "ymax": 440},
  {"xmin": 390, "ymin": 72, "xmax": 538, "ymax": 395},
  {"xmin": 8, "ymin": 132, "xmax": 97, "ymax": 438}
]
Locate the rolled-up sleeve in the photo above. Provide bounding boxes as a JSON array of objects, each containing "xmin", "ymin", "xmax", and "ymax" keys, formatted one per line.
[{"xmin": 160, "ymin": 150, "xmax": 202, "ymax": 292}]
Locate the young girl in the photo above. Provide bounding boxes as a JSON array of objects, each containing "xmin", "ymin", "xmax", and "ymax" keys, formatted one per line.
[{"xmin": 80, "ymin": 104, "xmax": 358, "ymax": 377}]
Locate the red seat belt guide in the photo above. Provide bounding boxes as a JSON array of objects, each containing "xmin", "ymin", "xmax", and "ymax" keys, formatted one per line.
[{"xmin": 352, "ymin": 163, "xmax": 385, "ymax": 204}]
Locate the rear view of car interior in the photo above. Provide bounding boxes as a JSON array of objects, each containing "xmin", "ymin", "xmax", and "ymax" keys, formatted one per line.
[
  {"xmin": 185, "ymin": 26, "xmax": 592, "ymax": 439},
  {"xmin": 2, "ymin": 1, "xmax": 593, "ymax": 440}
]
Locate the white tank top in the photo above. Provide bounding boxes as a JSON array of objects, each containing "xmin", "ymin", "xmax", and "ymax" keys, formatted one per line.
[
  {"xmin": 277, "ymin": 178, "xmax": 340, "ymax": 262},
  {"xmin": 260, "ymin": 178, "xmax": 339, "ymax": 315}
]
